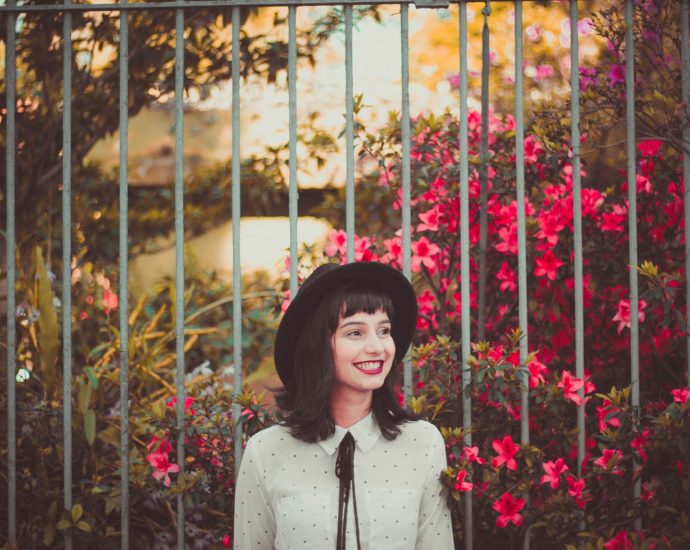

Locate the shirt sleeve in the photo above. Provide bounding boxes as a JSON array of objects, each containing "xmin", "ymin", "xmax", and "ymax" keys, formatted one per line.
[
  {"xmin": 233, "ymin": 437, "xmax": 276, "ymax": 549},
  {"xmin": 415, "ymin": 425, "xmax": 454, "ymax": 550}
]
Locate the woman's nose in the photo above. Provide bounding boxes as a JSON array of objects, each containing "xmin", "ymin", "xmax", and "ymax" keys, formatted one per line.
[{"xmin": 365, "ymin": 333, "xmax": 385, "ymax": 353}]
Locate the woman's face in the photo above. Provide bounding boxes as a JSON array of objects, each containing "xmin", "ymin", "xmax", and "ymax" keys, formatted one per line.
[{"xmin": 330, "ymin": 308, "xmax": 396, "ymax": 397}]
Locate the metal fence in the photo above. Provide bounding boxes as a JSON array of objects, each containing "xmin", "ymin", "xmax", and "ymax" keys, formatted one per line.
[{"xmin": 2, "ymin": 0, "xmax": 690, "ymax": 548}]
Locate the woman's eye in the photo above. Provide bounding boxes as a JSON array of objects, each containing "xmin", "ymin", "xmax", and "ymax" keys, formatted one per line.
[
  {"xmin": 347, "ymin": 330, "xmax": 362, "ymax": 337},
  {"xmin": 378, "ymin": 327, "xmax": 391, "ymax": 336}
]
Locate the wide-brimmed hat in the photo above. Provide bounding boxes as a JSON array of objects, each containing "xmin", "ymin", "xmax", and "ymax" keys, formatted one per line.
[{"xmin": 274, "ymin": 261, "xmax": 418, "ymax": 384}]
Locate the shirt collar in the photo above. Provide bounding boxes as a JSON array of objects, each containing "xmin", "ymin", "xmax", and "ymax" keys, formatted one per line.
[{"xmin": 318, "ymin": 412, "xmax": 381, "ymax": 456}]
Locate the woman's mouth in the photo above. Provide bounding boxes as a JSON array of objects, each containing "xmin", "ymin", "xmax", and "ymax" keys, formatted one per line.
[{"xmin": 353, "ymin": 361, "xmax": 384, "ymax": 375}]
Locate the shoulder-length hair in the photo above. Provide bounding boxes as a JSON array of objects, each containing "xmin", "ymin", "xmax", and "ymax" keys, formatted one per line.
[{"xmin": 275, "ymin": 284, "xmax": 416, "ymax": 443}]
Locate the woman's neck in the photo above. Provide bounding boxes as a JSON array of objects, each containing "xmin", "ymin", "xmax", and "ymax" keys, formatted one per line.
[{"xmin": 329, "ymin": 389, "xmax": 373, "ymax": 428}]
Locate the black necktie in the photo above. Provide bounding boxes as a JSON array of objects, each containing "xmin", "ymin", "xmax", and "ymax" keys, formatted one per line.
[{"xmin": 335, "ymin": 432, "xmax": 361, "ymax": 550}]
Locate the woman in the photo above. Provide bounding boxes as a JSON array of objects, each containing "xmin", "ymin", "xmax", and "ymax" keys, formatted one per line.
[{"xmin": 234, "ymin": 261, "xmax": 454, "ymax": 549}]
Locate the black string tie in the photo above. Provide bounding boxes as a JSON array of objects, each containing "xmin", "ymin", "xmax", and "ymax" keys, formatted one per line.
[{"xmin": 335, "ymin": 431, "xmax": 361, "ymax": 550}]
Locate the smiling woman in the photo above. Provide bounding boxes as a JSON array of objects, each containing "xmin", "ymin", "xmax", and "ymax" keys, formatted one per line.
[{"xmin": 233, "ymin": 261, "xmax": 454, "ymax": 549}]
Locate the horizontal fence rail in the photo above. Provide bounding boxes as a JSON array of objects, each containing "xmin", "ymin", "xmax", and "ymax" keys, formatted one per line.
[{"xmin": 3, "ymin": 1, "xmax": 690, "ymax": 549}]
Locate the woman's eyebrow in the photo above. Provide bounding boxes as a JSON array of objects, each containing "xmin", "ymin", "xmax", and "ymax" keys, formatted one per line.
[{"xmin": 339, "ymin": 319, "xmax": 391, "ymax": 329}]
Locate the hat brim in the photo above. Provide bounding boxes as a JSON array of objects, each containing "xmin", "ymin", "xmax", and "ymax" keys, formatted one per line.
[{"xmin": 274, "ymin": 262, "xmax": 418, "ymax": 385}]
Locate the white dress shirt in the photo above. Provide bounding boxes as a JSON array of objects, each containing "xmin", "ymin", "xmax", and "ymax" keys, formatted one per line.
[{"xmin": 233, "ymin": 413, "xmax": 454, "ymax": 549}]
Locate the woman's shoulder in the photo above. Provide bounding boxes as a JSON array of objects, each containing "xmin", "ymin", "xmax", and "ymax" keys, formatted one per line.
[
  {"xmin": 245, "ymin": 423, "xmax": 293, "ymax": 451},
  {"xmin": 397, "ymin": 418, "xmax": 444, "ymax": 444}
]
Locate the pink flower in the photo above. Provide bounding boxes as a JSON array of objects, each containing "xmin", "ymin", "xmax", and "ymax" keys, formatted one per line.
[
  {"xmin": 104, "ymin": 288, "xmax": 118, "ymax": 314},
  {"xmin": 411, "ymin": 237, "xmax": 440, "ymax": 273},
  {"xmin": 166, "ymin": 396, "xmax": 196, "ymax": 415},
  {"xmin": 600, "ymin": 204, "xmax": 627, "ymax": 232},
  {"xmin": 672, "ymin": 387, "xmax": 690, "ymax": 404},
  {"xmin": 524, "ymin": 135, "xmax": 543, "ymax": 164},
  {"xmin": 594, "ymin": 449, "xmax": 624, "ymax": 477},
  {"xmin": 535, "ymin": 64, "xmax": 554, "ymax": 81},
  {"xmin": 146, "ymin": 445, "xmax": 180, "ymax": 487},
  {"xmin": 612, "ymin": 299, "xmax": 647, "ymax": 334},
  {"xmin": 492, "ymin": 492, "xmax": 525, "ymax": 528},
  {"xmin": 579, "ymin": 66, "xmax": 598, "ymax": 91},
  {"xmin": 607, "ymin": 64, "xmax": 625, "ymax": 87},
  {"xmin": 325, "ymin": 229, "xmax": 347, "ymax": 257},
  {"xmin": 454, "ymin": 470, "xmax": 473, "ymax": 492},
  {"xmin": 604, "ymin": 531, "xmax": 632, "ymax": 550},
  {"xmin": 566, "ymin": 475, "xmax": 588, "ymax": 509},
  {"xmin": 417, "ymin": 206, "xmax": 440, "ymax": 232},
  {"xmin": 222, "ymin": 534, "xmax": 232, "ymax": 548},
  {"xmin": 535, "ymin": 211, "xmax": 565, "ymax": 246},
  {"xmin": 557, "ymin": 371, "xmax": 585, "ymax": 406},
  {"xmin": 463, "ymin": 446, "xmax": 486, "ymax": 465},
  {"xmin": 528, "ymin": 359, "xmax": 548, "ymax": 389},
  {"xmin": 496, "ymin": 262, "xmax": 517, "ymax": 293},
  {"xmin": 540, "ymin": 458, "xmax": 569, "ymax": 489},
  {"xmin": 534, "ymin": 250, "xmax": 563, "ymax": 281},
  {"xmin": 637, "ymin": 139, "xmax": 663, "ymax": 157},
  {"xmin": 494, "ymin": 224, "xmax": 518, "ymax": 254},
  {"xmin": 491, "ymin": 435, "xmax": 520, "ymax": 471},
  {"xmin": 596, "ymin": 400, "xmax": 621, "ymax": 432}
]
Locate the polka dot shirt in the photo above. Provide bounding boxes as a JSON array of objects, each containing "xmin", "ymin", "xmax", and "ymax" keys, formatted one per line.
[{"xmin": 233, "ymin": 413, "xmax": 453, "ymax": 549}]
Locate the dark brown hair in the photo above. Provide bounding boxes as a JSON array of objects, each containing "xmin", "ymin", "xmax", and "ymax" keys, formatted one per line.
[{"xmin": 275, "ymin": 284, "xmax": 416, "ymax": 442}]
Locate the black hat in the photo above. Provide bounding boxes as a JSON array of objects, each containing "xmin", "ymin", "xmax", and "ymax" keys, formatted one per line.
[{"xmin": 274, "ymin": 261, "xmax": 418, "ymax": 384}]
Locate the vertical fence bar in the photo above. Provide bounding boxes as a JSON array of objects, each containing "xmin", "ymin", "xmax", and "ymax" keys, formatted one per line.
[
  {"xmin": 569, "ymin": 0, "xmax": 586, "ymax": 480},
  {"xmin": 5, "ymin": 1, "xmax": 17, "ymax": 544},
  {"xmin": 458, "ymin": 4, "xmax": 472, "ymax": 549},
  {"xmin": 231, "ymin": 6, "xmax": 244, "ymax": 475},
  {"xmin": 513, "ymin": 4, "xmax": 530, "ymax": 549},
  {"xmin": 345, "ymin": 5, "xmax": 355, "ymax": 263},
  {"xmin": 681, "ymin": 0, "xmax": 690, "ymax": 384},
  {"xmin": 118, "ymin": 3, "xmax": 130, "ymax": 548},
  {"xmin": 288, "ymin": 6, "xmax": 298, "ymax": 299},
  {"xmin": 514, "ymin": 0, "xmax": 528, "ymax": 452},
  {"xmin": 624, "ymin": 0, "xmax": 642, "ymax": 525},
  {"xmin": 62, "ymin": 5, "xmax": 74, "ymax": 549},
  {"xmin": 174, "ymin": 8, "xmax": 186, "ymax": 549},
  {"xmin": 477, "ymin": 0, "xmax": 490, "ymax": 342},
  {"xmin": 400, "ymin": 3, "xmax": 412, "ymax": 401}
]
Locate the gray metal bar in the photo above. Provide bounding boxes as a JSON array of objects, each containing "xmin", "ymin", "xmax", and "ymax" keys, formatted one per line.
[
  {"xmin": 0, "ymin": 0, "xmax": 527, "ymax": 14},
  {"xmin": 62, "ymin": 6, "xmax": 74, "ymax": 549},
  {"xmin": 569, "ymin": 0, "xmax": 585, "ymax": 480},
  {"xmin": 401, "ymin": 3, "xmax": 412, "ymax": 401},
  {"xmin": 682, "ymin": 0, "xmax": 690, "ymax": 384},
  {"xmin": 118, "ymin": 4, "xmax": 130, "ymax": 548},
  {"xmin": 5, "ymin": 1, "xmax": 17, "ymax": 544},
  {"xmin": 624, "ymin": 0, "xmax": 641, "ymax": 523},
  {"xmin": 458, "ymin": 5, "xmax": 472, "ymax": 549},
  {"xmin": 345, "ymin": 5, "xmax": 355, "ymax": 263},
  {"xmin": 477, "ymin": 0, "xmax": 490, "ymax": 342},
  {"xmin": 231, "ymin": 6, "xmax": 244, "ymax": 475},
  {"xmin": 288, "ymin": 6, "xmax": 299, "ymax": 299},
  {"xmin": 513, "ymin": 4, "xmax": 530, "ymax": 549},
  {"xmin": 174, "ymin": 8, "xmax": 186, "ymax": 549},
  {"xmin": 514, "ymin": 0, "xmax": 528, "ymax": 450}
]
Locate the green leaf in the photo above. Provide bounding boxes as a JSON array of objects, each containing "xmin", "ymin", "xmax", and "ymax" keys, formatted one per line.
[
  {"xmin": 34, "ymin": 247, "xmax": 60, "ymax": 394},
  {"xmin": 85, "ymin": 367, "xmax": 99, "ymax": 389},
  {"xmin": 76, "ymin": 521, "xmax": 91, "ymax": 532},
  {"xmin": 71, "ymin": 504, "xmax": 84, "ymax": 523},
  {"xmin": 56, "ymin": 519, "xmax": 72, "ymax": 531},
  {"xmin": 84, "ymin": 410, "xmax": 96, "ymax": 446},
  {"xmin": 78, "ymin": 383, "xmax": 92, "ymax": 416}
]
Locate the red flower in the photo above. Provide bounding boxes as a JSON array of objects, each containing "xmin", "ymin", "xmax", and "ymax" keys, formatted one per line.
[
  {"xmin": 454, "ymin": 470, "xmax": 473, "ymax": 492},
  {"xmin": 631, "ymin": 429, "xmax": 651, "ymax": 462},
  {"xmin": 540, "ymin": 458, "xmax": 569, "ymax": 489},
  {"xmin": 325, "ymin": 229, "xmax": 347, "ymax": 257},
  {"xmin": 612, "ymin": 299, "xmax": 647, "ymax": 334},
  {"xmin": 496, "ymin": 262, "xmax": 517, "ymax": 293},
  {"xmin": 528, "ymin": 358, "xmax": 548, "ymax": 389},
  {"xmin": 222, "ymin": 534, "xmax": 232, "ymax": 548},
  {"xmin": 671, "ymin": 387, "xmax": 690, "ymax": 405},
  {"xmin": 494, "ymin": 224, "xmax": 518, "ymax": 254},
  {"xmin": 167, "ymin": 396, "xmax": 196, "ymax": 415},
  {"xmin": 604, "ymin": 531, "xmax": 632, "ymax": 550},
  {"xmin": 104, "ymin": 288, "xmax": 118, "ymax": 314},
  {"xmin": 492, "ymin": 492, "xmax": 525, "ymax": 528},
  {"xmin": 411, "ymin": 237, "xmax": 440, "ymax": 273},
  {"xmin": 566, "ymin": 475, "xmax": 588, "ymax": 509},
  {"xmin": 417, "ymin": 206, "xmax": 440, "ymax": 232},
  {"xmin": 637, "ymin": 139, "xmax": 662, "ymax": 157},
  {"xmin": 146, "ymin": 445, "xmax": 180, "ymax": 487},
  {"xmin": 557, "ymin": 371, "xmax": 585, "ymax": 406},
  {"xmin": 463, "ymin": 446, "xmax": 486, "ymax": 465},
  {"xmin": 534, "ymin": 250, "xmax": 563, "ymax": 281},
  {"xmin": 596, "ymin": 399, "xmax": 621, "ymax": 432},
  {"xmin": 594, "ymin": 449, "xmax": 624, "ymax": 477},
  {"xmin": 491, "ymin": 435, "xmax": 519, "ymax": 471}
]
